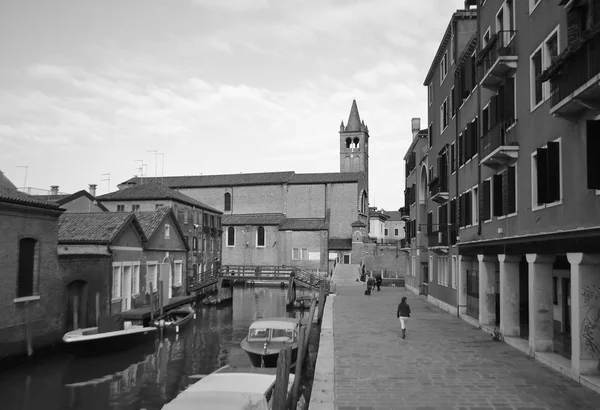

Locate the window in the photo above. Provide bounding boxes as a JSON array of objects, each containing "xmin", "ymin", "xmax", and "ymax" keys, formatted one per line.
[
  {"xmin": 147, "ymin": 263, "xmax": 158, "ymax": 292},
  {"xmin": 459, "ymin": 190, "xmax": 472, "ymax": 227},
  {"xmin": 450, "ymin": 26, "xmax": 455, "ymax": 64},
  {"xmin": 184, "ymin": 210, "xmax": 188, "ymax": 224},
  {"xmin": 384, "ymin": 228, "xmax": 389, "ymax": 236},
  {"xmin": 132, "ymin": 204, "xmax": 140, "ymax": 212},
  {"xmin": 292, "ymin": 248, "xmax": 299, "ymax": 260},
  {"xmin": 587, "ymin": 120, "xmax": 600, "ymax": 189},
  {"xmin": 394, "ymin": 228, "xmax": 399, "ymax": 236},
  {"xmin": 224, "ymin": 192, "xmax": 231, "ymax": 212},
  {"xmin": 302, "ymin": 248, "xmax": 308, "ymax": 260},
  {"xmin": 155, "ymin": 204, "xmax": 163, "ymax": 209},
  {"xmin": 532, "ymin": 140, "xmax": 562, "ymax": 208},
  {"xmin": 203, "ymin": 212, "xmax": 208, "ymax": 226},
  {"xmin": 292, "ymin": 248, "xmax": 308, "ymax": 260},
  {"xmin": 428, "ymin": 84, "xmax": 433, "ymax": 106},
  {"xmin": 193, "ymin": 237, "xmax": 198, "ymax": 251},
  {"xmin": 165, "ymin": 224, "xmax": 170, "ymax": 239},
  {"xmin": 529, "ymin": 0, "xmax": 541, "ymax": 14},
  {"xmin": 174, "ymin": 261, "xmax": 183, "ymax": 286},
  {"xmin": 531, "ymin": 27, "xmax": 561, "ymax": 110},
  {"xmin": 210, "ymin": 215, "xmax": 215, "ymax": 227},
  {"xmin": 117, "ymin": 205, "xmax": 125, "ymax": 212},
  {"xmin": 227, "ymin": 227, "xmax": 235, "ymax": 247},
  {"xmin": 440, "ymin": 98, "xmax": 449, "ymax": 133},
  {"xmin": 132, "ymin": 263, "xmax": 140, "ymax": 295},
  {"xmin": 17, "ymin": 238, "xmax": 37, "ymax": 298},
  {"xmin": 471, "ymin": 186, "xmax": 478, "ymax": 224},
  {"xmin": 428, "ymin": 123, "xmax": 433, "ymax": 148},
  {"xmin": 482, "ymin": 178, "xmax": 492, "ymax": 221},
  {"xmin": 440, "ymin": 50, "xmax": 448, "ymax": 83},
  {"xmin": 112, "ymin": 264, "xmax": 122, "ymax": 300},
  {"xmin": 450, "ymin": 87, "xmax": 455, "ymax": 118},
  {"xmin": 450, "ymin": 142, "xmax": 456, "ymax": 173}
]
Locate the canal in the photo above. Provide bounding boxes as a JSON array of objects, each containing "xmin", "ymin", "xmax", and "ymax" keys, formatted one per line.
[{"xmin": 0, "ymin": 287, "xmax": 310, "ymax": 410}]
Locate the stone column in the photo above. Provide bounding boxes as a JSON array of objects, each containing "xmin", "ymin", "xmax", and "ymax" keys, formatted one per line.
[
  {"xmin": 526, "ymin": 254, "xmax": 555, "ymax": 353},
  {"xmin": 478, "ymin": 254, "xmax": 497, "ymax": 327},
  {"xmin": 567, "ymin": 253, "xmax": 600, "ymax": 377},
  {"xmin": 498, "ymin": 254, "xmax": 520, "ymax": 337},
  {"xmin": 458, "ymin": 255, "xmax": 471, "ymax": 318}
]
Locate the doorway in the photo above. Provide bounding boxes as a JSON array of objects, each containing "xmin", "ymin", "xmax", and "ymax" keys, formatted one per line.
[
  {"xmin": 66, "ymin": 280, "xmax": 88, "ymax": 330},
  {"xmin": 466, "ymin": 269, "xmax": 479, "ymax": 319},
  {"xmin": 122, "ymin": 264, "xmax": 132, "ymax": 311},
  {"xmin": 343, "ymin": 254, "xmax": 351, "ymax": 264},
  {"xmin": 562, "ymin": 278, "xmax": 571, "ymax": 334}
]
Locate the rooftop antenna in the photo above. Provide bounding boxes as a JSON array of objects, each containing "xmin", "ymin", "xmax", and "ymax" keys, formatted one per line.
[
  {"xmin": 16, "ymin": 165, "xmax": 28, "ymax": 190},
  {"xmin": 134, "ymin": 160, "xmax": 147, "ymax": 183},
  {"xmin": 148, "ymin": 150, "xmax": 159, "ymax": 177},
  {"xmin": 158, "ymin": 153, "xmax": 165, "ymax": 184},
  {"xmin": 101, "ymin": 173, "xmax": 110, "ymax": 194}
]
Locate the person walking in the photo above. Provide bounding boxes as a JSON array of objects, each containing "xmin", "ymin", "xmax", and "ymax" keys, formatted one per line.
[
  {"xmin": 375, "ymin": 274, "xmax": 382, "ymax": 291},
  {"xmin": 396, "ymin": 296, "xmax": 411, "ymax": 339}
]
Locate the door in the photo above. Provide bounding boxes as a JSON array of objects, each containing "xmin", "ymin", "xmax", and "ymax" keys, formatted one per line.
[
  {"xmin": 563, "ymin": 278, "xmax": 571, "ymax": 334},
  {"xmin": 122, "ymin": 265, "xmax": 132, "ymax": 311},
  {"xmin": 343, "ymin": 254, "xmax": 351, "ymax": 264},
  {"xmin": 66, "ymin": 280, "xmax": 88, "ymax": 330}
]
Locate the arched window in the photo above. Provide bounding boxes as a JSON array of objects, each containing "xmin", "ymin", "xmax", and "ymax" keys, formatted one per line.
[
  {"xmin": 345, "ymin": 137, "xmax": 352, "ymax": 148},
  {"xmin": 353, "ymin": 137, "xmax": 360, "ymax": 148},
  {"xmin": 17, "ymin": 238, "xmax": 37, "ymax": 298},
  {"xmin": 257, "ymin": 226, "xmax": 265, "ymax": 247},
  {"xmin": 224, "ymin": 192, "xmax": 231, "ymax": 211},
  {"xmin": 227, "ymin": 227, "xmax": 235, "ymax": 247}
]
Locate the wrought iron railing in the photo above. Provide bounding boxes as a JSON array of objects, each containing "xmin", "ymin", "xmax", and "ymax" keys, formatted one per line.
[
  {"xmin": 548, "ymin": 32, "xmax": 600, "ymax": 107},
  {"xmin": 481, "ymin": 119, "xmax": 518, "ymax": 159},
  {"xmin": 478, "ymin": 30, "xmax": 517, "ymax": 80}
]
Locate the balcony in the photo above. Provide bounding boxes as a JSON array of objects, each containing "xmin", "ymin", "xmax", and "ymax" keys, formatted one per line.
[
  {"xmin": 478, "ymin": 30, "xmax": 518, "ymax": 90},
  {"xmin": 544, "ymin": 30, "xmax": 600, "ymax": 120},
  {"xmin": 480, "ymin": 119, "xmax": 519, "ymax": 169},
  {"xmin": 429, "ymin": 176, "xmax": 449, "ymax": 204},
  {"xmin": 427, "ymin": 228, "xmax": 449, "ymax": 249}
]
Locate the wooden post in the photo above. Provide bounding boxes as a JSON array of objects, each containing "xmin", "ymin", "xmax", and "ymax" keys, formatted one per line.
[
  {"xmin": 24, "ymin": 301, "xmax": 33, "ymax": 357},
  {"xmin": 272, "ymin": 346, "xmax": 292, "ymax": 410},
  {"xmin": 290, "ymin": 325, "xmax": 306, "ymax": 410},
  {"xmin": 95, "ymin": 292, "xmax": 101, "ymax": 326},
  {"xmin": 149, "ymin": 283, "xmax": 155, "ymax": 322},
  {"xmin": 73, "ymin": 295, "xmax": 79, "ymax": 330},
  {"xmin": 159, "ymin": 280, "xmax": 164, "ymax": 317},
  {"xmin": 317, "ymin": 281, "xmax": 326, "ymax": 324},
  {"xmin": 304, "ymin": 298, "xmax": 317, "ymax": 357}
]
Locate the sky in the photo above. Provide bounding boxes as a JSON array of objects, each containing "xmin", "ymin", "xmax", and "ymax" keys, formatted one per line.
[{"xmin": 0, "ymin": 0, "xmax": 465, "ymax": 211}]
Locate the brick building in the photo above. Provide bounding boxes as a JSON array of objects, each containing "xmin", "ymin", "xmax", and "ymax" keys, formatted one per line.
[
  {"xmin": 118, "ymin": 101, "xmax": 376, "ymax": 272},
  {"xmin": 405, "ymin": 0, "xmax": 600, "ymax": 392},
  {"xmin": 0, "ymin": 187, "xmax": 65, "ymax": 360}
]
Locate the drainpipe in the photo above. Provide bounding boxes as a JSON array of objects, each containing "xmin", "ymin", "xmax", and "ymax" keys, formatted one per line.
[
  {"xmin": 476, "ymin": 6, "xmax": 483, "ymax": 238},
  {"xmin": 454, "ymin": 19, "xmax": 461, "ymax": 317}
]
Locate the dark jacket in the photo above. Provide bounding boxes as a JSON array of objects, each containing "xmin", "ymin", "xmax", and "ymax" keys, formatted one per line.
[{"xmin": 397, "ymin": 302, "xmax": 411, "ymax": 318}]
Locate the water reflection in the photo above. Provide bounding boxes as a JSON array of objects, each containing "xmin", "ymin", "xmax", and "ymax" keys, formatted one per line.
[{"xmin": 0, "ymin": 287, "xmax": 309, "ymax": 410}]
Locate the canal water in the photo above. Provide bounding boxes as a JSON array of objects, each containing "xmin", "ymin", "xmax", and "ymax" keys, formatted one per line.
[{"xmin": 0, "ymin": 287, "xmax": 312, "ymax": 410}]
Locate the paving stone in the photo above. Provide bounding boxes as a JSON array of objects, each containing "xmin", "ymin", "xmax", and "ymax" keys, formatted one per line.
[{"xmin": 327, "ymin": 285, "xmax": 600, "ymax": 410}]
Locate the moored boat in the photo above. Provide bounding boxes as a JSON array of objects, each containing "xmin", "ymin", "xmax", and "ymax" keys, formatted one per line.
[
  {"xmin": 240, "ymin": 317, "xmax": 300, "ymax": 368},
  {"xmin": 153, "ymin": 304, "xmax": 195, "ymax": 333},
  {"xmin": 62, "ymin": 314, "xmax": 157, "ymax": 356},
  {"xmin": 163, "ymin": 365, "xmax": 295, "ymax": 410}
]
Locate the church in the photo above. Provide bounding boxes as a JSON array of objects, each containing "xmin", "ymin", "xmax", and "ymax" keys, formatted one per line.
[{"xmin": 118, "ymin": 101, "xmax": 371, "ymax": 273}]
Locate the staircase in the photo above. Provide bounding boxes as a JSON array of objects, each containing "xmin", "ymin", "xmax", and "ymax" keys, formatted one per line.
[
  {"xmin": 333, "ymin": 263, "xmax": 362, "ymax": 286},
  {"xmin": 294, "ymin": 269, "xmax": 332, "ymax": 293}
]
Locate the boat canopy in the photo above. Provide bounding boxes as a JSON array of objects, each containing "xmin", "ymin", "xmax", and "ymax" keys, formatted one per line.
[{"xmin": 248, "ymin": 319, "xmax": 297, "ymax": 331}]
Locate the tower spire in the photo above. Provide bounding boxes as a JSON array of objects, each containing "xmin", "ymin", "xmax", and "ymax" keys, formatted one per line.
[{"xmin": 345, "ymin": 100, "xmax": 361, "ymax": 132}]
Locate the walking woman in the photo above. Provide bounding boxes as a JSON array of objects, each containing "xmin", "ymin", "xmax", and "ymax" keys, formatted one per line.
[{"xmin": 396, "ymin": 297, "xmax": 411, "ymax": 339}]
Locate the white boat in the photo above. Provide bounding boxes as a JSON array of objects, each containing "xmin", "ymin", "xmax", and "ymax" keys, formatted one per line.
[
  {"xmin": 163, "ymin": 365, "xmax": 295, "ymax": 410},
  {"xmin": 240, "ymin": 317, "xmax": 300, "ymax": 368}
]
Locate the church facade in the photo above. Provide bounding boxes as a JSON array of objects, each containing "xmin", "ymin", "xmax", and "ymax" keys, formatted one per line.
[{"xmin": 118, "ymin": 101, "xmax": 371, "ymax": 273}]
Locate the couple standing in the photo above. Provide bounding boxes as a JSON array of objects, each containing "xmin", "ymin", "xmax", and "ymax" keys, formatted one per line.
[{"xmin": 396, "ymin": 297, "xmax": 411, "ymax": 339}]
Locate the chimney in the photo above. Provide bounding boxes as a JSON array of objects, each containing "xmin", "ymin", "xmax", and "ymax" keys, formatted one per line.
[
  {"xmin": 89, "ymin": 184, "xmax": 97, "ymax": 197},
  {"xmin": 50, "ymin": 185, "xmax": 59, "ymax": 195}
]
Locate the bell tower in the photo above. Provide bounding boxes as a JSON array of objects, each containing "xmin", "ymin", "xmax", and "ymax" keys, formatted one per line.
[{"xmin": 339, "ymin": 100, "xmax": 369, "ymax": 188}]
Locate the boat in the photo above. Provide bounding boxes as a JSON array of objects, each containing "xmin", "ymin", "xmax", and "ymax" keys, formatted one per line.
[
  {"xmin": 292, "ymin": 295, "xmax": 316, "ymax": 309},
  {"xmin": 240, "ymin": 317, "xmax": 300, "ymax": 368},
  {"xmin": 153, "ymin": 304, "xmax": 195, "ymax": 333},
  {"xmin": 162, "ymin": 365, "xmax": 295, "ymax": 410},
  {"xmin": 62, "ymin": 314, "xmax": 157, "ymax": 356}
]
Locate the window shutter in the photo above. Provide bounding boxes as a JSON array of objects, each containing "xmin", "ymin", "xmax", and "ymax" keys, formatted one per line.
[
  {"xmin": 472, "ymin": 118, "xmax": 479, "ymax": 157},
  {"xmin": 427, "ymin": 212, "xmax": 433, "ymax": 235},
  {"xmin": 465, "ymin": 191, "xmax": 472, "ymax": 226},
  {"xmin": 587, "ymin": 121, "xmax": 600, "ymax": 189},
  {"xmin": 493, "ymin": 174, "xmax": 503, "ymax": 216},
  {"xmin": 547, "ymin": 141, "xmax": 561, "ymax": 202},
  {"xmin": 502, "ymin": 169, "xmax": 509, "ymax": 216},
  {"xmin": 450, "ymin": 198, "xmax": 456, "ymax": 225},
  {"xmin": 465, "ymin": 123, "xmax": 472, "ymax": 159},
  {"xmin": 490, "ymin": 95, "xmax": 498, "ymax": 127},
  {"xmin": 537, "ymin": 148, "xmax": 549, "ymax": 204},
  {"xmin": 483, "ymin": 180, "xmax": 491, "ymax": 220},
  {"xmin": 508, "ymin": 166, "xmax": 517, "ymax": 214},
  {"xmin": 505, "ymin": 77, "xmax": 515, "ymax": 122},
  {"xmin": 459, "ymin": 195, "xmax": 465, "ymax": 227},
  {"xmin": 497, "ymin": 86, "xmax": 506, "ymax": 122}
]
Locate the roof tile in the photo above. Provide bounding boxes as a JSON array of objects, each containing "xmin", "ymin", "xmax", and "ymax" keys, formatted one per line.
[
  {"xmin": 58, "ymin": 212, "xmax": 146, "ymax": 244},
  {"xmin": 0, "ymin": 187, "xmax": 63, "ymax": 211}
]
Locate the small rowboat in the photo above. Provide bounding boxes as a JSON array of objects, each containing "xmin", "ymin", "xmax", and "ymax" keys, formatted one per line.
[
  {"xmin": 153, "ymin": 304, "xmax": 195, "ymax": 333},
  {"xmin": 240, "ymin": 317, "xmax": 300, "ymax": 368}
]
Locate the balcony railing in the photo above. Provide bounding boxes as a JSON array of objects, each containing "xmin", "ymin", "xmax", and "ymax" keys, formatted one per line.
[
  {"xmin": 478, "ymin": 30, "xmax": 518, "ymax": 89},
  {"xmin": 430, "ymin": 175, "xmax": 449, "ymax": 204},
  {"xmin": 427, "ymin": 228, "xmax": 449, "ymax": 247},
  {"xmin": 480, "ymin": 119, "xmax": 519, "ymax": 168},
  {"xmin": 546, "ymin": 30, "xmax": 600, "ymax": 117}
]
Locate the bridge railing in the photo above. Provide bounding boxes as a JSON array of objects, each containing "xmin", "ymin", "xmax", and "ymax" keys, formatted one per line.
[
  {"xmin": 221, "ymin": 265, "xmax": 296, "ymax": 278},
  {"xmin": 294, "ymin": 268, "xmax": 332, "ymax": 293}
]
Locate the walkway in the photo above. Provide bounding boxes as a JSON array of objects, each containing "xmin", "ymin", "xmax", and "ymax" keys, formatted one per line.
[{"xmin": 311, "ymin": 273, "xmax": 600, "ymax": 410}]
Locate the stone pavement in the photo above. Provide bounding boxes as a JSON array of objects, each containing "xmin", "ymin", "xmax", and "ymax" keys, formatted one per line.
[{"xmin": 330, "ymin": 284, "xmax": 600, "ymax": 410}]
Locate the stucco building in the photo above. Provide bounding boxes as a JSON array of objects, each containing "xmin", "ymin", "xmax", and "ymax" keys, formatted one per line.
[
  {"xmin": 405, "ymin": 0, "xmax": 600, "ymax": 392},
  {"xmin": 118, "ymin": 101, "xmax": 376, "ymax": 272}
]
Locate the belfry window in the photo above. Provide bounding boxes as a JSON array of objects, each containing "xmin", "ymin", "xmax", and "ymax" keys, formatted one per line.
[
  {"xmin": 353, "ymin": 137, "xmax": 360, "ymax": 148},
  {"xmin": 345, "ymin": 137, "xmax": 352, "ymax": 148},
  {"xmin": 224, "ymin": 192, "xmax": 231, "ymax": 212}
]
